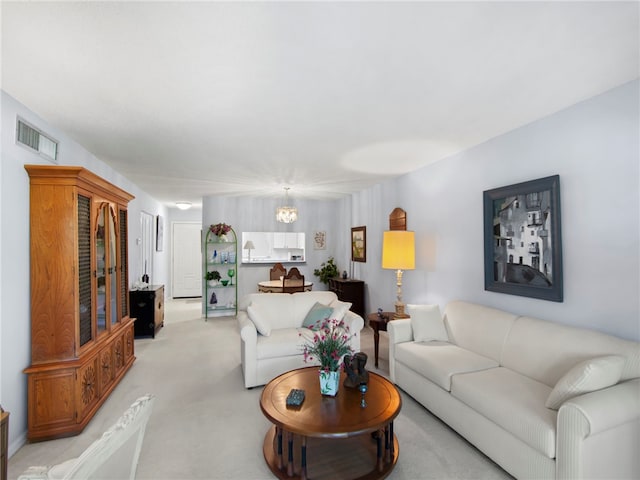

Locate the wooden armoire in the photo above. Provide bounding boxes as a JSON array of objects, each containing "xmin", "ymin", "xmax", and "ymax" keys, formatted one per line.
[{"xmin": 24, "ymin": 165, "xmax": 136, "ymax": 441}]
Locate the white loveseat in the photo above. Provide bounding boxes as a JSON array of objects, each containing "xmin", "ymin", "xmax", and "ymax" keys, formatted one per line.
[
  {"xmin": 237, "ymin": 291, "xmax": 365, "ymax": 388},
  {"xmin": 388, "ymin": 301, "xmax": 640, "ymax": 480}
]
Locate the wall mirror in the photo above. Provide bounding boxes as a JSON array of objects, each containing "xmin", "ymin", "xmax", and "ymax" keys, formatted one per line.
[{"xmin": 241, "ymin": 232, "xmax": 305, "ymax": 264}]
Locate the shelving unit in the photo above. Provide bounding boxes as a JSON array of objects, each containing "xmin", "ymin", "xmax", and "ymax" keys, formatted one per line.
[{"xmin": 203, "ymin": 226, "xmax": 238, "ymax": 319}]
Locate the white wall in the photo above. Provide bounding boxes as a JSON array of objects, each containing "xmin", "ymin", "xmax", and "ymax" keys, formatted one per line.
[
  {"xmin": 353, "ymin": 80, "xmax": 639, "ymax": 341},
  {"xmin": 0, "ymin": 91, "xmax": 169, "ymax": 455}
]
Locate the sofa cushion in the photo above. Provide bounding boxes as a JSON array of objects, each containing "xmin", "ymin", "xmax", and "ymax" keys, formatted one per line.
[
  {"xmin": 395, "ymin": 341, "xmax": 499, "ymax": 391},
  {"xmin": 247, "ymin": 304, "xmax": 272, "ymax": 336},
  {"xmin": 256, "ymin": 328, "xmax": 307, "ymax": 360},
  {"xmin": 290, "ymin": 291, "xmax": 339, "ymax": 327},
  {"xmin": 248, "ymin": 294, "xmax": 296, "ymax": 330},
  {"xmin": 407, "ymin": 304, "xmax": 448, "ymax": 342},
  {"xmin": 501, "ymin": 315, "xmax": 640, "ymax": 387},
  {"xmin": 545, "ymin": 355, "xmax": 625, "ymax": 409},
  {"xmin": 329, "ymin": 299, "xmax": 352, "ymax": 321},
  {"xmin": 443, "ymin": 301, "xmax": 518, "ymax": 363},
  {"xmin": 451, "ymin": 367, "xmax": 556, "ymax": 458},
  {"xmin": 302, "ymin": 301, "xmax": 333, "ymax": 328}
]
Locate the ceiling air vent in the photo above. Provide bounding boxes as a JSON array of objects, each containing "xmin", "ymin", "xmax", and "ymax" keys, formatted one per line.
[{"xmin": 16, "ymin": 117, "xmax": 58, "ymax": 163}]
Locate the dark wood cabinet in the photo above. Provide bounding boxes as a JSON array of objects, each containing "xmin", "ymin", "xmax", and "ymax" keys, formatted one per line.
[
  {"xmin": 130, "ymin": 285, "xmax": 164, "ymax": 338},
  {"xmin": 24, "ymin": 165, "xmax": 135, "ymax": 441},
  {"xmin": 328, "ymin": 278, "xmax": 365, "ymax": 318}
]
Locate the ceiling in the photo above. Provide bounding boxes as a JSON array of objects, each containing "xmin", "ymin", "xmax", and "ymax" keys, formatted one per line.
[{"xmin": 2, "ymin": 1, "xmax": 638, "ymax": 208}]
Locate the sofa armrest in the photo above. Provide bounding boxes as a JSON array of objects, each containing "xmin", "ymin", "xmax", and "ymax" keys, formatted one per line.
[
  {"xmin": 237, "ymin": 311, "xmax": 258, "ymax": 388},
  {"xmin": 17, "ymin": 466, "xmax": 53, "ymax": 480},
  {"xmin": 344, "ymin": 311, "xmax": 365, "ymax": 352},
  {"xmin": 556, "ymin": 378, "xmax": 640, "ymax": 480},
  {"xmin": 387, "ymin": 318, "xmax": 413, "ymax": 344},
  {"xmin": 387, "ymin": 318, "xmax": 413, "ymax": 382},
  {"xmin": 237, "ymin": 311, "xmax": 257, "ymax": 344}
]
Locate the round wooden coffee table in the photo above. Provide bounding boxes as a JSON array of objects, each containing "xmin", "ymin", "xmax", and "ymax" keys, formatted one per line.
[{"xmin": 260, "ymin": 367, "xmax": 401, "ymax": 480}]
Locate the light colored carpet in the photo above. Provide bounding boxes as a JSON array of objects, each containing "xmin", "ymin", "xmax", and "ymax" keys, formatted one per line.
[{"xmin": 8, "ymin": 299, "xmax": 512, "ymax": 479}]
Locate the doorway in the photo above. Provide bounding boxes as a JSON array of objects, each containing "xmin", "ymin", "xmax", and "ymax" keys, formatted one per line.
[{"xmin": 172, "ymin": 222, "xmax": 202, "ymax": 298}]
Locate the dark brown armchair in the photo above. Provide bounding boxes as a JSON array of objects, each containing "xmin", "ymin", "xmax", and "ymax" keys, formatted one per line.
[
  {"xmin": 282, "ymin": 267, "xmax": 305, "ymax": 293},
  {"xmin": 270, "ymin": 263, "xmax": 287, "ymax": 281}
]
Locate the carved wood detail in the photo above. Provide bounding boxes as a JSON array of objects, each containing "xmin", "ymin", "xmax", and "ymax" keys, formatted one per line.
[{"xmin": 389, "ymin": 208, "xmax": 407, "ymax": 231}]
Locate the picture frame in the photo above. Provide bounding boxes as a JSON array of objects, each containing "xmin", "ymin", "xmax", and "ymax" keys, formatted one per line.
[
  {"xmin": 313, "ymin": 231, "xmax": 326, "ymax": 250},
  {"xmin": 351, "ymin": 226, "xmax": 366, "ymax": 262},
  {"xmin": 483, "ymin": 175, "xmax": 563, "ymax": 302},
  {"xmin": 156, "ymin": 215, "xmax": 164, "ymax": 252}
]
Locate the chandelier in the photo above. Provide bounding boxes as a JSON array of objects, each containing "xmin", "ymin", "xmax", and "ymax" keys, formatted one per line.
[{"xmin": 276, "ymin": 187, "xmax": 298, "ymax": 223}]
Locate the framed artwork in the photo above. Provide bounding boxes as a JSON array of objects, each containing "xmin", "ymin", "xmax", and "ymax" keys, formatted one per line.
[
  {"xmin": 313, "ymin": 231, "xmax": 326, "ymax": 250},
  {"xmin": 156, "ymin": 215, "xmax": 164, "ymax": 252},
  {"xmin": 351, "ymin": 226, "xmax": 366, "ymax": 262},
  {"xmin": 483, "ymin": 175, "xmax": 563, "ymax": 302}
]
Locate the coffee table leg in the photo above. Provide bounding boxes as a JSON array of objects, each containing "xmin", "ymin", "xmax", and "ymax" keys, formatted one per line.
[
  {"xmin": 287, "ymin": 431, "xmax": 294, "ymax": 477},
  {"xmin": 384, "ymin": 425, "xmax": 391, "ymax": 463},
  {"xmin": 374, "ymin": 327, "xmax": 380, "ymax": 368},
  {"xmin": 376, "ymin": 428, "xmax": 384, "ymax": 471},
  {"xmin": 276, "ymin": 426, "xmax": 283, "ymax": 469},
  {"xmin": 300, "ymin": 435, "xmax": 307, "ymax": 480},
  {"xmin": 389, "ymin": 421, "xmax": 395, "ymax": 460}
]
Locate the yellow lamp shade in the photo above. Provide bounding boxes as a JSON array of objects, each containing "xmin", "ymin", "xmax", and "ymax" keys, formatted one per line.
[{"xmin": 382, "ymin": 231, "xmax": 415, "ymax": 270}]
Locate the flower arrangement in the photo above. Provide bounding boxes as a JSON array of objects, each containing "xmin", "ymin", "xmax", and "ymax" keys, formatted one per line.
[
  {"xmin": 301, "ymin": 318, "xmax": 355, "ymax": 372},
  {"xmin": 209, "ymin": 223, "xmax": 232, "ymax": 237}
]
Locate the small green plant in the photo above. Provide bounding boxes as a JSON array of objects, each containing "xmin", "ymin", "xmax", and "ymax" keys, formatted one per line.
[
  {"xmin": 205, "ymin": 270, "xmax": 221, "ymax": 281},
  {"xmin": 313, "ymin": 257, "xmax": 339, "ymax": 284}
]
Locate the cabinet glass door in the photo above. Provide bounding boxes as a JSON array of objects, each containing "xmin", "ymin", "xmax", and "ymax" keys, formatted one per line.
[
  {"xmin": 78, "ymin": 194, "xmax": 93, "ymax": 346},
  {"xmin": 95, "ymin": 204, "xmax": 107, "ymax": 335},
  {"xmin": 108, "ymin": 207, "xmax": 118, "ymax": 326}
]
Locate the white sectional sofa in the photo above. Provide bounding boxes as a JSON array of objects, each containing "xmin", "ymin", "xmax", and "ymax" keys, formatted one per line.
[
  {"xmin": 388, "ymin": 300, "xmax": 640, "ymax": 480},
  {"xmin": 237, "ymin": 291, "xmax": 364, "ymax": 388}
]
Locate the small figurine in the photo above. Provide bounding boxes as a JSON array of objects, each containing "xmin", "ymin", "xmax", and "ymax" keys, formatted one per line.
[
  {"xmin": 210, "ymin": 291, "xmax": 217, "ymax": 305},
  {"xmin": 342, "ymin": 270, "xmax": 348, "ymax": 279},
  {"xmin": 359, "ymin": 382, "xmax": 368, "ymax": 408},
  {"xmin": 343, "ymin": 352, "xmax": 369, "ymax": 388}
]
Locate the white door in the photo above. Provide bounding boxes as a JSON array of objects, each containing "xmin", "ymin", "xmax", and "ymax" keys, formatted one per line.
[{"xmin": 172, "ymin": 222, "xmax": 202, "ymax": 298}]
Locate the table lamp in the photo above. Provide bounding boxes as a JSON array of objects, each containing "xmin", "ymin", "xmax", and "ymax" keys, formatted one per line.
[
  {"xmin": 382, "ymin": 230, "xmax": 415, "ymax": 318},
  {"xmin": 244, "ymin": 240, "xmax": 255, "ymax": 262}
]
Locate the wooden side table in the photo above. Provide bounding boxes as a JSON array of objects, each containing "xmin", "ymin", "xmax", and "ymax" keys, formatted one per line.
[{"xmin": 367, "ymin": 312, "xmax": 396, "ymax": 368}]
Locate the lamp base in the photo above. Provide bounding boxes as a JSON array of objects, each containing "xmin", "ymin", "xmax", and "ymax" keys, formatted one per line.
[{"xmin": 393, "ymin": 303, "xmax": 410, "ymax": 319}]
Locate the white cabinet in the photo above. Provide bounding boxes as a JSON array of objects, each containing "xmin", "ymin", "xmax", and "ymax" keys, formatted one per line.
[
  {"xmin": 241, "ymin": 232, "xmax": 305, "ymax": 263},
  {"xmin": 273, "ymin": 232, "xmax": 302, "ymax": 249}
]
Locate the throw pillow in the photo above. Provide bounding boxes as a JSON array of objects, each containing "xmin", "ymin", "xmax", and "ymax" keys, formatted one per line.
[
  {"xmin": 302, "ymin": 302, "xmax": 334, "ymax": 329},
  {"xmin": 247, "ymin": 304, "xmax": 272, "ymax": 336},
  {"xmin": 407, "ymin": 304, "xmax": 448, "ymax": 342},
  {"xmin": 329, "ymin": 299, "xmax": 352, "ymax": 321},
  {"xmin": 545, "ymin": 355, "xmax": 625, "ymax": 410}
]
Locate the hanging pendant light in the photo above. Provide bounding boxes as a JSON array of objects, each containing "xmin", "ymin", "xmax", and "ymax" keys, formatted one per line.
[{"xmin": 276, "ymin": 187, "xmax": 298, "ymax": 223}]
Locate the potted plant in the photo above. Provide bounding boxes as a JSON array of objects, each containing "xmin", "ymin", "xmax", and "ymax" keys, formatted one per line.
[
  {"xmin": 300, "ymin": 318, "xmax": 356, "ymax": 396},
  {"xmin": 313, "ymin": 257, "xmax": 339, "ymax": 285},
  {"xmin": 205, "ymin": 270, "xmax": 221, "ymax": 286}
]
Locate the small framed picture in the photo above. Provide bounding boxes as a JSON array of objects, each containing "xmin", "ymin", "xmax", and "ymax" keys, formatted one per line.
[
  {"xmin": 313, "ymin": 231, "xmax": 326, "ymax": 250},
  {"xmin": 351, "ymin": 226, "xmax": 366, "ymax": 262},
  {"xmin": 156, "ymin": 215, "xmax": 164, "ymax": 252}
]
